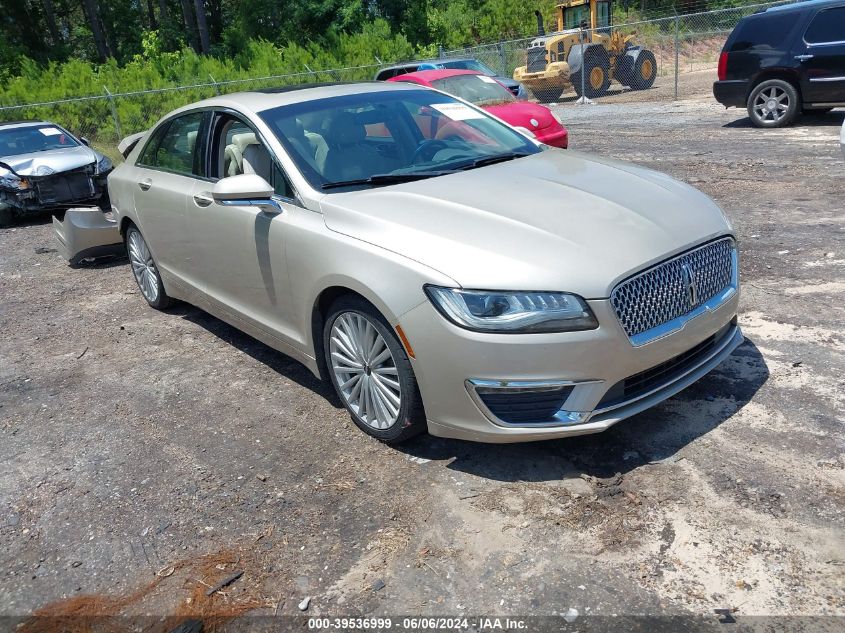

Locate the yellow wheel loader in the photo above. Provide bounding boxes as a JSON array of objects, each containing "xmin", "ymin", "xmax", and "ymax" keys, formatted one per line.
[{"xmin": 514, "ymin": 0, "xmax": 657, "ymax": 102}]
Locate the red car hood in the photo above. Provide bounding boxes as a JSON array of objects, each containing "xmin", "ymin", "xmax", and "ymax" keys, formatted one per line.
[{"xmin": 482, "ymin": 101, "xmax": 557, "ymax": 130}]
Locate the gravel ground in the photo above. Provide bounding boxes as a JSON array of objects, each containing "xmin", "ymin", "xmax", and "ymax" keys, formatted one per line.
[{"xmin": 1, "ymin": 93, "xmax": 843, "ymax": 629}]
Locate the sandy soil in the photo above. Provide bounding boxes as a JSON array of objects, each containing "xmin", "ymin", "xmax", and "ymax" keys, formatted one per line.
[{"xmin": 1, "ymin": 94, "xmax": 843, "ymax": 630}]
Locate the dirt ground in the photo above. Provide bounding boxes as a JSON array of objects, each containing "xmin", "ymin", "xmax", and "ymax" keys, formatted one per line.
[{"xmin": 1, "ymin": 91, "xmax": 843, "ymax": 629}]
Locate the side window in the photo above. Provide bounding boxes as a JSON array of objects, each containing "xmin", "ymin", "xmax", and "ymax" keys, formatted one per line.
[
  {"xmin": 804, "ymin": 7, "xmax": 845, "ymax": 44},
  {"xmin": 272, "ymin": 163, "xmax": 293, "ymax": 198},
  {"xmin": 136, "ymin": 122, "xmax": 171, "ymax": 166},
  {"xmin": 139, "ymin": 112, "xmax": 203, "ymax": 175},
  {"xmin": 213, "ymin": 114, "xmax": 297, "ymax": 201},
  {"xmin": 730, "ymin": 15, "xmax": 794, "ymax": 52}
]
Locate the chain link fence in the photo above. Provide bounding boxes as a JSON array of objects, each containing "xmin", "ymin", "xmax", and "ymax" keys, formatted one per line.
[
  {"xmin": 0, "ymin": 63, "xmax": 382, "ymax": 161},
  {"xmin": 443, "ymin": 0, "xmax": 793, "ymax": 103},
  {"xmin": 0, "ymin": 1, "xmax": 794, "ymax": 160}
]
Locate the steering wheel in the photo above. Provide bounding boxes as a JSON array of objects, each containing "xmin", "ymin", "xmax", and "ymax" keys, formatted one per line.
[{"xmin": 411, "ymin": 139, "xmax": 451, "ymax": 164}]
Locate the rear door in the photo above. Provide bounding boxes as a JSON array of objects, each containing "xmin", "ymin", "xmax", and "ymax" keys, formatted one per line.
[
  {"xmin": 132, "ymin": 111, "xmax": 206, "ymax": 292},
  {"xmin": 796, "ymin": 4, "xmax": 845, "ymax": 103}
]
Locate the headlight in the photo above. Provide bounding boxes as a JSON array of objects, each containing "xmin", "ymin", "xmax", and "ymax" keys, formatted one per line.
[
  {"xmin": 97, "ymin": 155, "xmax": 113, "ymax": 174},
  {"xmin": 425, "ymin": 286, "xmax": 598, "ymax": 333}
]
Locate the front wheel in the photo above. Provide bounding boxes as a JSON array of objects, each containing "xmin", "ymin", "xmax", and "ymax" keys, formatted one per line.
[
  {"xmin": 324, "ymin": 296, "xmax": 426, "ymax": 443},
  {"xmin": 125, "ymin": 224, "xmax": 172, "ymax": 309},
  {"xmin": 572, "ymin": 58, "xmax": 611, "ymax": 99},
  {"xmin": 747, "ymin": 79, "xmax": 800, "ymax": 128},
  {"xmin": 0, "ymin": 203, "xmax": 14, "ymax": 229}
]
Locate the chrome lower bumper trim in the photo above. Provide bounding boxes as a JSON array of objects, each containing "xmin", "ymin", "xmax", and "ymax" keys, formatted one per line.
[
  {"xmin": 465, "ymin": 378, "xmax": 600, "ymax": 428},
  {"xmin": 465, "ymin": 323, "xmax": 743, "ymax": 431}
]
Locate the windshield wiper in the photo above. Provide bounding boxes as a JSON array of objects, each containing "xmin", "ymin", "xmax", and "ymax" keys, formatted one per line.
[
  {"xmin": 321, "ymin": 171, "xmax": 452, "ymax": 190},
  {"xmin": 454, "ymin": 152, "xmax": 531, "ymax": 171}
]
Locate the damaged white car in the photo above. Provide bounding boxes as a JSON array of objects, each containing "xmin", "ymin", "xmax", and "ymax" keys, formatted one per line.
[{"xmin": 0, "ymin": 120, "xmax": 112, "ymax": 226}]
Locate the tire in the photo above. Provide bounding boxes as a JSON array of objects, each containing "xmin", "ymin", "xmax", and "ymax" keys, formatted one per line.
[
  {"xmin": 125, "ymin": 223, "xmax": 172, "ymax": 309},
  {"xmin": 628, "ymin": 49, "xmax": 657, "ymax": 90},
  {"xmin": 0, "ymin": 203, "xmax": 14, "ymax": 229},
  {"xmin": 572, "ymin": 48, "xmax": 611, "ymax": 99},
  {"xmin": 747, "ymin": 79, "xmax": 800, "ymax": 128},
  {"xmin": 323, "ymin": 295, "xmax": 426, "ymax": 444},
  {"xmin": 532, "ymin": 86, "xmax": 563, "ymax": 103}
]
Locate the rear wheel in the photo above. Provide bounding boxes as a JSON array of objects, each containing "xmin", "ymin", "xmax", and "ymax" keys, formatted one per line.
[
  {"xmin": 324, "ymin": 295, "xmax": 426, "ymax": 444},
  {"xmin": 629, "ymin": 50, "xmax": 657, "ymax": 90},
  {"xmin": 125, "ymin": 224, "xmax": 172, "ymax": 309},
  {"xmin": 747, "ymin": 79, "xmax": 800, "ymax": 128}
]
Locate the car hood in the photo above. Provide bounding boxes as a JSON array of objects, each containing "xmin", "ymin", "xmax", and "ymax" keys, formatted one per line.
[
  {"xmin": 0, "ymin": 146, "xmax": 100, "ymax": 177},
  {"xmin": 483, "ymin": 101, "xmax": 558, "ymax": 131},
  {"xmin": 320, "ymin": 150, "xmax": 732, "ymax": 298}
]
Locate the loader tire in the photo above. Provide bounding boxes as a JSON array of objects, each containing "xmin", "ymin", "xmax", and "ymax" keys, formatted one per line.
[
  {"xmin": 532, "ymin": 86, "xmax": 563, "ymax": 103},
  {"xmin": 572, "ymin": 47, "xmax": 611, "ymax": 99},
  {"xmin": 629, "ymin": 49, "xmax": 657, "ymax": 90}
]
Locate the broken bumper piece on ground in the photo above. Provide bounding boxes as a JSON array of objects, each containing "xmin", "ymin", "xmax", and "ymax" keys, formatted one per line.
[{"xmin": 53, "ymin": 207, "xmax": 123, "ymax": 265}]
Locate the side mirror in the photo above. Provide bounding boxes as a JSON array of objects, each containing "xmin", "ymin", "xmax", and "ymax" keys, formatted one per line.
[
  {"xmin": 80, "ymin": 137, "xmax": 91, "ymax": 147},
  {"xmin": 212, "ymin": 174, "xmax": 281, "ymax": 214}
]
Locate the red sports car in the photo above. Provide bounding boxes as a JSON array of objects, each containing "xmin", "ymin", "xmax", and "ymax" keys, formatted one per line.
[{"xmin": 388, "ymin": 69, "xmax": 568, "ymax": 149}]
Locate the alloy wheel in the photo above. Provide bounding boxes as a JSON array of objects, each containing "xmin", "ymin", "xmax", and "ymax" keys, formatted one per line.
[
  {"xmin": 329, "ymin": 312, "xmax": 402, "ymax": 430},
  {"xmin": 127, "ymin": 229, "xmax": 160, "ymax": 304},
  {"xmin": 753, "ymin": 86, "xmax": 790, "ymax": 123}
]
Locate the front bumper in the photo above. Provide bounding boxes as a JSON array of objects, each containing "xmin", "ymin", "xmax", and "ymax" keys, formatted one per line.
[
  {"xmin": 713, "ymin": 80, "xmax": 749, "ymax": 108},
  {"xmin": 399, "ymin": 291, "xmax": 741, "ymax": 443},
  {"xmin": 53, "ymin": 207, "xmax": 123, "ymax": 264}
]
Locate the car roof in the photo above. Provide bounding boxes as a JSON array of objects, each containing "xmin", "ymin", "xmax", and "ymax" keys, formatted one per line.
[
  {"xmin": 390, "ymin": 69, "xmax": 483, "ymax": 84},
  {"xmin": 165, "ymin": 80, "xmax": 425, "ymax": 117},
  {"xmin": 764, "ymin": 0, "xmax": 843, "ymax": 13}
]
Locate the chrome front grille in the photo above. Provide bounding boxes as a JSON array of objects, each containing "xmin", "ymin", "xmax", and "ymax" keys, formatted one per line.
[{"xmin": 611, "ymin": 238, "xmax": 736, "ymax": 344}]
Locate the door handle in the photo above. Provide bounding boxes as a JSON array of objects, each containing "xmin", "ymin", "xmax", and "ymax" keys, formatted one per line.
[
  {"xmin": 193, "ymin": 192, "xmax": 214, "ymax": 207},
  {"xmin": 794, "ymin": 54, "xmax": 814, "ymax": 61},
  {"xmin": 138, "ymin": 178, "xmax": 152, "ymax": 191}
]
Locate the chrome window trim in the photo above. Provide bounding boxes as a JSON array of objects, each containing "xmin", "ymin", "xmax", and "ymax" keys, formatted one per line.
[{"xmin": 611, "ymin": 237, "xmax": 738, "ymax": 347}]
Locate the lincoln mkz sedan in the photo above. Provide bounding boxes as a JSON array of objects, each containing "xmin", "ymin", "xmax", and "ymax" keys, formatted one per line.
[{"xmin": 106, "ymin": 81, "xmax": 742, "ymax": 443}]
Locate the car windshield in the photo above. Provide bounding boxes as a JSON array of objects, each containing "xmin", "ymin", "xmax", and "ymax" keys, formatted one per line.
[
  {"xmin": 258, "ymin": 88, "xmax": 539, "ymax": 191},
  {"xmin": 0, "ymin": 124, "xmax": 80, "ymax": 157},
  {"xmin": 431, "ymin": 74, "xmax": 515, "ymax": 106},
  {"xmin": 440, "ymin": 59, "xmax": 497, "ymax": 76}
]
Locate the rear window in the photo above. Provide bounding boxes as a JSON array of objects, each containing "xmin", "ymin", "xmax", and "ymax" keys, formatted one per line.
[
  {"xmin": 804, "ymin": 6, "xmax": 845, "ymax": 44},
  {"xmin": 729, "ymin": 14, "xmax": 794, "ymax": 52}
]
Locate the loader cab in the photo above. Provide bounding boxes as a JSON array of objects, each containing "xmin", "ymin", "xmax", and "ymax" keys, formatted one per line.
[{"xmin": 558, "ymin": 0, "xmax": 612, "ymax": 34}]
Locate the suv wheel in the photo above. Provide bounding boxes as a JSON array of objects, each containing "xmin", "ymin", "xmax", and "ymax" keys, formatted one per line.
[{"xmin": 747, "ymin": 79, "xmax": 800, "ymax": 128}]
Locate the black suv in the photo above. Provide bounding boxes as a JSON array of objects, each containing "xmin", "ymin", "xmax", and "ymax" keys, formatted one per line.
[{"xmin": 714, "ymin": 0, "xmax": 845, "ymax": 127}]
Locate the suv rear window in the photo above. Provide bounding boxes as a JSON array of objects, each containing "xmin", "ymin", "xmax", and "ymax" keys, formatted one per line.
[
  {"xmin": 804, "ymin": 6, "xmax": 845, "ymax": 44},
  {"xmin": 729, "ymin": 14, "xmax": 794, "ymax": 52}
]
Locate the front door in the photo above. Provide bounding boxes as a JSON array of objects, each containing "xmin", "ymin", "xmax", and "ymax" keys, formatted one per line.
[
  {"xmin": 796, "ymin": 4, "xmax": 845, "ymax": 104},
  {"xmin": 187, "ymin": 112, "xmax": 300, "ymax": 344}
]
